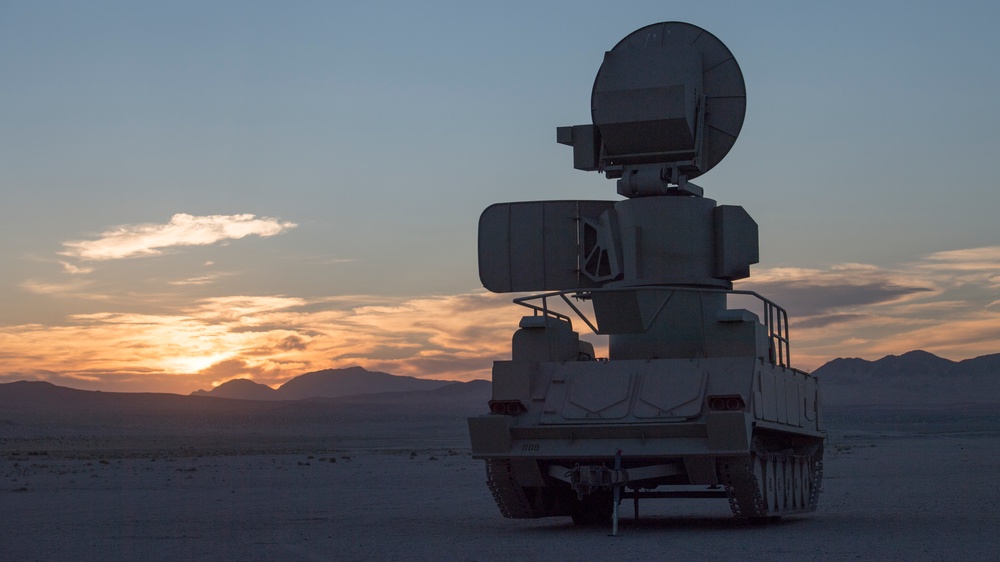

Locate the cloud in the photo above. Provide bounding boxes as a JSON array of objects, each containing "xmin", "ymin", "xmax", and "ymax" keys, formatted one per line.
[
  {"xmin": 863, "ymin": 311, "xmax": 1000, "ymax": 357},
  {"xmin": 8, "ymin": 243, "xmax": 1000, "ymax": 391},
  {"xmin": 60, "ymin": 261, "xmax": 94, "ymax": 275},
  {"xmin": 734, "ymin": 247, "xmax": 1000, "ymax": 370},
  {"xmin": 198, "ymin": 358, "xmax": 269, "ymax": 381},
  {"xmin": 0, "ymin": 291, "xmax": 526, "ymax": 393},
  {"xmin": 168, "ymin": 273, "xmax": 228, "ymax": 286},
  {"xmin": 187, "ymin": 295, "xmax": 309, "ymax": 324},
  {"xmin": 918, "ymin": 246, "xmax": 1000, "ymax": 271},
  {"xmin": 754, "ymin": 281, "xmax": 933, "ymax": 318},
  {"xmin": 20, "ymin": 278, "xmax": 99, "ymax": 297},
  {"xmin": 60, "ymin": 213, "xmax": 297, "ymax": 261},
  {"xmin": 793, "ymin": 313, "xmax": 872, "ymax": 329},
  {"xmin": 740, "ymin": 266, "xmax": 935, "ymax": 317}
]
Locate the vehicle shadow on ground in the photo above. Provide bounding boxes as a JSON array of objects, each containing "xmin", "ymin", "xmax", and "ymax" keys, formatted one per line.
[
  {"xmin": 626, "ymin": 515, "xmax": 805, "ymax": 531},
  {"xmin": 525, "ymin": 514, "xmax": 806, "ymax": 534}
]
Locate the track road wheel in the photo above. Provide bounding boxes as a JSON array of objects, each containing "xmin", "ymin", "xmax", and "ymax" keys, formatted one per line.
[
  {"xmin": 767, "ymin": 457, "xmax": 779, "ymax": 515},
  {"xmin": 795, "ymin": 457, "xmax": 807, "ymax": 509},
  {"xmin": 753, "ymin": 454, "xmax": 772, "ymax": 514},
  {"xmin": 776, "ymin": 456, "xmax": 788, "ymax": 513},
  {"xmin": 804, "ymin": 456, "xmax": 815, "ymax": 505},
  {"xmin": 779, "ymin": 457, "xmax": 790, "ymax": 511}
]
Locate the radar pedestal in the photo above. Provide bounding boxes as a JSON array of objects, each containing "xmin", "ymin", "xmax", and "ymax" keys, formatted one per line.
[{"xmin": 483, "ymin": 22, "xmax": 757, "ymax": 361}]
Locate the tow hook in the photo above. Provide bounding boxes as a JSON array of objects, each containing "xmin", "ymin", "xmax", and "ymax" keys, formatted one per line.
[{"xmin": 565, "ymin": 462, "xmax": 628, "ymax": 499}]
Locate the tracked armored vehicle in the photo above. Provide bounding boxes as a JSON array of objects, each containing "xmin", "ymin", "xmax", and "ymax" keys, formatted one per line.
[{"xmin": 467, "ymin": 22, "xmax": 824, "ymax": 524}]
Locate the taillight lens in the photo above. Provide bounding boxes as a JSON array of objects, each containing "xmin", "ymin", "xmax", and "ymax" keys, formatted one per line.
[
  {"xmin": 488, "ymin": 400, "xmax": 526, "ymax": 415},
  {"xmin": 707, "ymin": 395, "xmax": 746, "ymax": 411}
]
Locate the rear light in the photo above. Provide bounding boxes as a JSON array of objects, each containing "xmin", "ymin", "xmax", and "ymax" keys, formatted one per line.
[
  {"xmin": 707, "ymin": 394, "xmax": 746, "ymax": 411},
  {"xmin": 488, "ymin": 400, "xmax": 526, "ymax": 415}
]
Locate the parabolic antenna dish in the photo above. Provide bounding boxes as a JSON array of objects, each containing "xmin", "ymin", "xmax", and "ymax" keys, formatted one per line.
[{"xmin": 591, "ymin": 21, "xmax": 746, "ymax": 181}]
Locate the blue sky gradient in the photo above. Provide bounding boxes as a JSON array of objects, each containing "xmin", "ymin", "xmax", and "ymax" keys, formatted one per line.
[{"xmin": 2, "ymin": 1, "xmax": 999, "ymax": 392}]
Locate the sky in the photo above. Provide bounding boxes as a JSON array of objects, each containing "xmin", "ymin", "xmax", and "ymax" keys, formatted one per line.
[{"xmin": 2, "ymin": 1, "xmax": 1000, "ymax": 394}]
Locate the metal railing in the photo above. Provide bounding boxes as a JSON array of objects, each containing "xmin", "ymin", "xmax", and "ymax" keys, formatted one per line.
[{"xmin": 511, "ymin": 285, "xmax": 793, "ymax": 368}]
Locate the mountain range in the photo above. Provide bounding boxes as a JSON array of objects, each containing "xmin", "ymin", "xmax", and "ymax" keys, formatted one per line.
[
  {"xmin": 190, "ymin": 366, "xmax": 454, "ymax": 400},
  {"xmin": 2, "ymin": 351, "xmax": 997, "ymax": 419},
  {"xmin": 814, "ymin": 350, "xmax": 1000, "ymax": 407},
  {"xmin": 189, "ymin": 352, "xmax": 1000, "ymax": 408},
  {"xmin": 0, "ymin": 374, "xmax": 492, "ymax": 438}
]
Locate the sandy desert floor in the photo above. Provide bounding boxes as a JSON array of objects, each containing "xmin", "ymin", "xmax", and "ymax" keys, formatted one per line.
[{"xmin": 2, "ymin": 411, "xmax": 999, "ymax": 561}]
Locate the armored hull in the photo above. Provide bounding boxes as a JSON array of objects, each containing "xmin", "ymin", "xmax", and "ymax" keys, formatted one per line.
[{"xmin": 469, "ymin": 288, "xmax": 824, "ymax": 521}]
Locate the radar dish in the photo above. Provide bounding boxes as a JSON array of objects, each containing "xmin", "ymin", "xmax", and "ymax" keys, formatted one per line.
[{"xmin": 591, "ymin": 21, "xmax": 746, "ymax": 182}]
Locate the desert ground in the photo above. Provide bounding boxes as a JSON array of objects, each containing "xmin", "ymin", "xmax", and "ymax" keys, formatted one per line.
[{"xmin": 2, "ymin": 405, "xmax": 999, "ymax": 561}]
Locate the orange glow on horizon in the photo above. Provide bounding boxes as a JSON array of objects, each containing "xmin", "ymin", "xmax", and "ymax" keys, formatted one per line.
[
  {"xmin": 0, "ymin": 292, "xmax": 527, "ymax": 393},
  {"xmin": 6, "ymin": 247, "xmax": 1000, "ymax": 392}
]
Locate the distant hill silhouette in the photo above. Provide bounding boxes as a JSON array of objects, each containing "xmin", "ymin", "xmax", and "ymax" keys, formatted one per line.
[
  {"xmin": 0, "ymin": 380, "xmax": 281, "ymax": 423},
  {"xmin": 274, "ymin": 366, "xmax": 452, "ymax": 399},
  {"xmin": 191, "ymin": 366, "xmax": 454, "ymax": 401},
  {"xmin": 192, "ymin": 354, "xmax": 1000, "ymax": 408},
  {"xmin": 194, "ymin": 377, "xmax": 278, "ymax": 400},
  {"xmin": 813, "ymin": 350, "xmax": 1000, "ymax": 407},
  {"xmin": 5, "ymin": 351, "xmax": 998, "ymax": 425},
  {"xmin": 0, "ymin": 377, "xmax": 492, "ymax": 436}
]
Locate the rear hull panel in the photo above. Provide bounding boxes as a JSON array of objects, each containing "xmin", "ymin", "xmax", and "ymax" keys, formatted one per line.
[{"xmin": 469, "ymin": 357, "xmax": 824, "ymax": 519}]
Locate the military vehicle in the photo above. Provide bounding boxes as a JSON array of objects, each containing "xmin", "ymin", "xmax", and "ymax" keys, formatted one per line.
[{"xmin": 468, "ymin": 22, "xmax": 824, "ymax": 524}]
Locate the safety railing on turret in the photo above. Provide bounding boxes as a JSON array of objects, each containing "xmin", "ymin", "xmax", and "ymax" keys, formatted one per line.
[
  {"xmin": 512, "ymin": 285, "xmax": 793, "ymax": 369},
  {"xmin": 763, "ymin": 297, "xmax": 791, "ymax": 368}
]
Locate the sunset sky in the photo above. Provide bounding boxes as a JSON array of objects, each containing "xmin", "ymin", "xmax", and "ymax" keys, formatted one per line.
[{"xmin": 3, "ymin": 1, "xmax": 1000, "ymax": 394}]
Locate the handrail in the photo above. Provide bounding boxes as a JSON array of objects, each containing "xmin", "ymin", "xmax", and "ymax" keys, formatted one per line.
[{"xmin": 511, "ymin": 285, "xmax": 793, "ymax": 368}]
